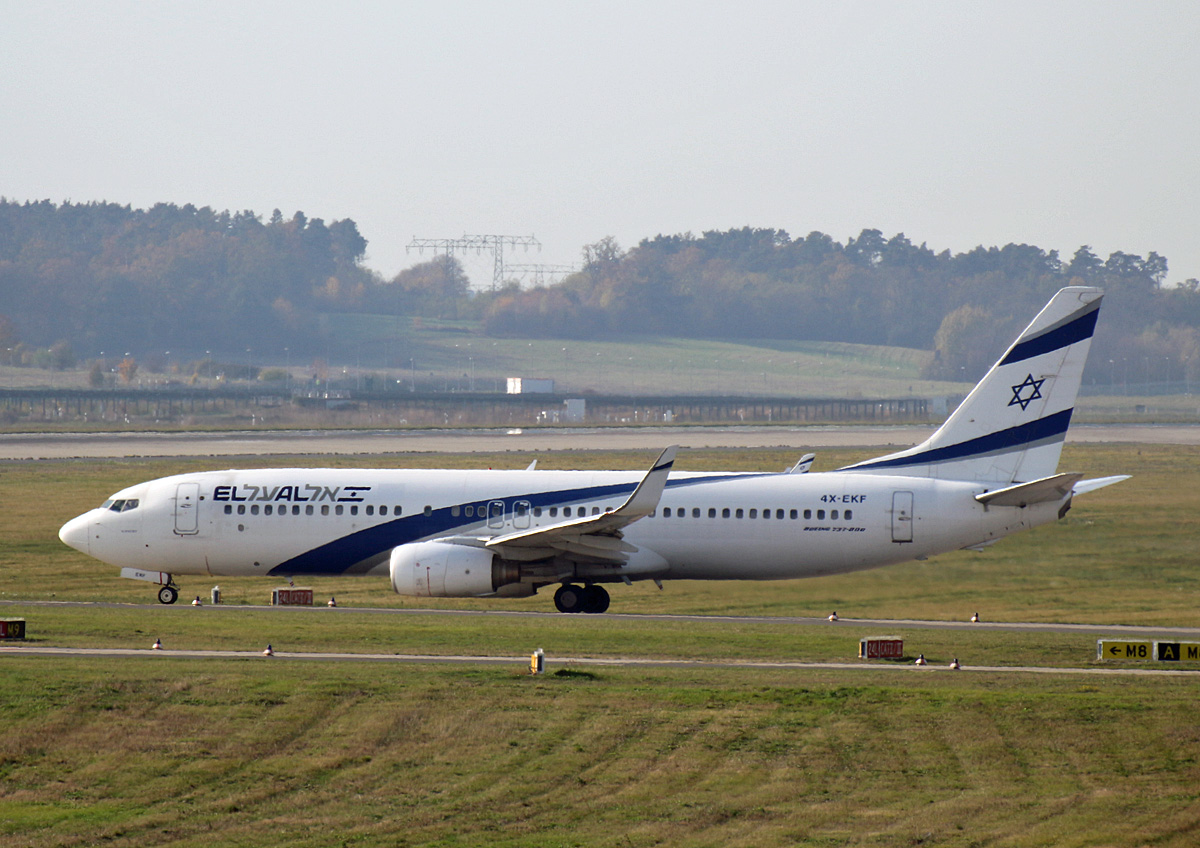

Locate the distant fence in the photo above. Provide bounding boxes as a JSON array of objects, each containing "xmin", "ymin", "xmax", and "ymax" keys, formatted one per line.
[
  {"xmin": 0, "ymin": 387, "xmax": 280, "ymax": 420},
  {"xmin": 1080, "ymin": 381, "xmax": 1196, "ymax": 397},
  {"xmin": 0, "ymin": 387, "xmax": 932, "ymax": 427}
]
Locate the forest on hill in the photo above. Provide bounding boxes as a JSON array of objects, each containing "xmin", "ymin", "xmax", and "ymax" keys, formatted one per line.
[
  {"xmin": 2, "ymin": 200, "xmax": 1198, "ymax": 385},
  {"xmin": 0, "ymin": 200, "xmax": 374, "ymax": 357},
  {"xmin": 483, "ymin": 229, "xmax": 1200, "ymax": 382}
]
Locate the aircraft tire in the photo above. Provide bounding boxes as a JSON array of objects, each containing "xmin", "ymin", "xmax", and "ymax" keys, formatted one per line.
[
  {"xmin": 553, "ymin": 584, "xmax": 585, "ymax": 613},
  {"xmin": 582, "ymin": 585, "xmax": 610, "ymax": 614},
  {"xmin": 158, "ymin": 585, "xmax": 178, "ymax": 605}
]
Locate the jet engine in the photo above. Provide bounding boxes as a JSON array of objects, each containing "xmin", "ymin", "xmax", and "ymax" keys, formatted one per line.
[{"xmin": 389, "ymin": 541, "xmax": 528, "ymax": 598}]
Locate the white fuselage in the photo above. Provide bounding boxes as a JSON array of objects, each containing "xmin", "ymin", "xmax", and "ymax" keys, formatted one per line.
[{"xmin": 60, "ymin": 466, "xmax": 1059, "ymax": 585}]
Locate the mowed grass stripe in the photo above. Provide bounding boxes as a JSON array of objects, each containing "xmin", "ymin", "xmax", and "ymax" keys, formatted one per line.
[{"xmin": 1, "ymin": 658, "xmax": 1199, "ymax": 847}]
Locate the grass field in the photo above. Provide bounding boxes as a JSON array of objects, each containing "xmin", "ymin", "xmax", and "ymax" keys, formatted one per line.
[
  {"xmin": 1, "ymin": 326, "xmax": 938, "ymax": 400},
  {"xmin": 311, "ymin": 314, "xmax": 942, "ymax": 399},
  {"xmin": 3, "ymin": 659, "xmax": 1199, "ymax": 848},
  {"xmin": 2, "ymin": 443, "xmax": 1199, "ymax": 846}
]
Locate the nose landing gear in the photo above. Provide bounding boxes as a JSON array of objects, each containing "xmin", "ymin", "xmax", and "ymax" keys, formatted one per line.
[{"xmin": 117, "ymin": 568, "xmax": 180, "ymax": 605}]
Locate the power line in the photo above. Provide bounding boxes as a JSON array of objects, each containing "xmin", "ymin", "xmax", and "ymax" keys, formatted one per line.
[
  {"xmin": 407, "ymin": 234, "xmax": 541, "ymax": 292},
  {"xmin": 505, "ymin": 263, "xmax": 580, "ymax": 288}
]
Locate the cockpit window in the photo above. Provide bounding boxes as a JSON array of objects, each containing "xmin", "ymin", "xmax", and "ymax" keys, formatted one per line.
[{"xmin": 106, "ymin": 498, "xmax": 139, "ymax": 512}]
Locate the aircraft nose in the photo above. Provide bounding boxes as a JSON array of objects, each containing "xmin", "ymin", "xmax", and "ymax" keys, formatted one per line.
[{"xmin": 59, "ymin": 513, "xmax": 92, "ymax": 555}]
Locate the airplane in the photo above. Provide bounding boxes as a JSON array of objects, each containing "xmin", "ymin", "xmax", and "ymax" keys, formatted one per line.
[{"xmin": 59, "ymin": 286, "xmax": 1127, "ymax": 613}]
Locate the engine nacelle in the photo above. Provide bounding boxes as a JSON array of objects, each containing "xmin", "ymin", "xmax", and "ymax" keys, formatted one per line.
[{"xmin": 389, "ymin": 541, "xmax": 526, "ymax": 598}]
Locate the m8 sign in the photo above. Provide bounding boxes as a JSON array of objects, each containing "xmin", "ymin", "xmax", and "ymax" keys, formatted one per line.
[
  {"xmin": 1097, "ymin": 640, "xmax": 1150, "ymax": 660},
  {"xmin": 1097, "ymin": 640, "xmax": 1200, "ymax": 662}
]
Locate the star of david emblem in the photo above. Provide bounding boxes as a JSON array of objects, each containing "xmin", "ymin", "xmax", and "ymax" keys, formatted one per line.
[{"xmin": 1008, "ymin": 373, "xmax": 1045, "ymax": 411}]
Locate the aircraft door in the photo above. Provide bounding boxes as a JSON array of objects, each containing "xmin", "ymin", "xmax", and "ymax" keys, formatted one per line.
[
  {"xmin": 174, "ymin": 482, "xmax": 200, "ymax": 535},
  {"xmin": 891, "ymin": 491, "xmax": 913, "ymax": 543},
  {"xmin": 487, "ymin": 500, "xmax": 505, "ymax": 529},
  {"xmin": 513, "ymin": 500, "xmax": 531, "ymax": 529}
]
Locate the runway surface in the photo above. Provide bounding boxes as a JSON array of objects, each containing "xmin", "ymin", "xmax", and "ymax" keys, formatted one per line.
[
  {"xmin": 2, "ymin": 644, "xmax": 1196, "ymax": 678},
  {"xmin": 3, "ymin": 423, "xmax": 1199, "ymax": 460}
]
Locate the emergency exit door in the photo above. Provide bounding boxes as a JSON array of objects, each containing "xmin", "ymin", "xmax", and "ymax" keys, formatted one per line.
[{"xmin": 174, "ymin": 482, "xmax": 200, "ymax": 535}]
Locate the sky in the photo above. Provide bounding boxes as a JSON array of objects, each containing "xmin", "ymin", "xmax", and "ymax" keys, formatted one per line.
[{"xmin": 3, "ymin": 1, "xmax": 1199, "ymax": 289}]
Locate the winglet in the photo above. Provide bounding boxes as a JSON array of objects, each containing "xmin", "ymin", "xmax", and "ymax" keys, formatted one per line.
[
  {"xmin": 618, "ymin": 445, "xmax": 678, "ymax": 519},
  {"xmin": 789, "ymin": 453, "xmax": 816, "ymax": 474}
]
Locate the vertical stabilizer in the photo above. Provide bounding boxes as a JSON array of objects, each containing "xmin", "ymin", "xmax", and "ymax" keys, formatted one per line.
[{"xmin": 841, "ymin": 287, "xmax": 1103, "ymax": 483}]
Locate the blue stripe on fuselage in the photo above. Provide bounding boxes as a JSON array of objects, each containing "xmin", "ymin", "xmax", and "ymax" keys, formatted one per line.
[{"xmin": 269, "ymin": 472, "xmax": 768, "ymax": 576}]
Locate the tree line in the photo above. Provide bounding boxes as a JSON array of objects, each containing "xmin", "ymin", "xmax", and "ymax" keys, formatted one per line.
[
  {"xmin": 0, "ymin": 200, "xmax": 374, "ymax": 359},
  {"xmin": 482, "ymin": 229, "xmax": 1200, "ymax": 383},
  {"xmin": 3, "ymin": 201, "xmax": 1198, "ymax": 386}
]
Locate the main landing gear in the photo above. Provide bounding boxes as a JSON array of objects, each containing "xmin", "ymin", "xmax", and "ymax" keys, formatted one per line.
[
  {"xmin": 157, "ymin": 583, "xmax": 179, "ymax": 605},
  {"xmin": 553, "ymin": 583, "xmax": 610, "ymax": 614}
]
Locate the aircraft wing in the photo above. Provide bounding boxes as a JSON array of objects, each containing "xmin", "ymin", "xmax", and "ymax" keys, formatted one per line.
[{"xmin": 484, "ymin": 445, "xmax": 677, "ymax": 563}]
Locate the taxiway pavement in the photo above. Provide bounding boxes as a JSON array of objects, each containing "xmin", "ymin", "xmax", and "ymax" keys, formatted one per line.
[{"xmin": 3, "ymin": 423, "xmax": 1199, "ymax": 460}]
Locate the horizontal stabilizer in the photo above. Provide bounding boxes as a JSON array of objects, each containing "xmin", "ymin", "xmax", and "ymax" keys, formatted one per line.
[
  {"xmin": 975, "ymin": 473, "xmax": 1084, "ymax": 507},
  {"xmin": 1071, "ymin": 475, "xmax": 1131, "ymax": 496}
]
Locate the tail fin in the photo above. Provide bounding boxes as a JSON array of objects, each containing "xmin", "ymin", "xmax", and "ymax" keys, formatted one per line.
[{"xmin": 842, "ymin": 286, "xmax": 1102, "ymax": 483}]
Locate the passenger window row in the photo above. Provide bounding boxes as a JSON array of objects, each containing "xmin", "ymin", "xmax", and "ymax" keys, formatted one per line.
[
  {"xmin": 224, "ymin": 500, "xmax": 617, "ymax": 521},
  {"xmin": 223, "ymin": 503, "xmax": 403, "ymax": 517},
  {"xmin": 654, "ymin": 506, "xmax": 854, "ymax": 521},
  {"xmin": 221, "ymin": 500, "xmax": 852, "ymax": 522},
  {"xmin": 449, "ymin": 504, "xmax": 608, "ymax": 519}
]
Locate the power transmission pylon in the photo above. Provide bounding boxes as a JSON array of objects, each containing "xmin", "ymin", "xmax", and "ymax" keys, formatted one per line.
[
  {"xmin": 407, "ymin": 234, "xmax": 541, "ymax": 292},
  {"xmin": 506, "ymin": 264, "xmax": 579, "ymax": 288}
]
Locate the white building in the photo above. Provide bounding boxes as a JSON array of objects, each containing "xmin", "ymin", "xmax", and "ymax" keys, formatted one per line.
[{"xmin": 506, "ymin": 377, "xmax": 555, "ymax": 394}]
